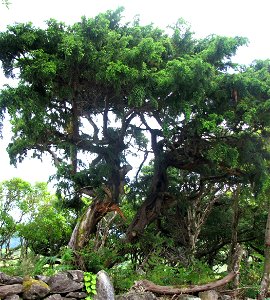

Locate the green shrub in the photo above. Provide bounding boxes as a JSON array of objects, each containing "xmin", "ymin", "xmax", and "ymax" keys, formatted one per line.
[
  {"xmin": 109, "ymin": 262, "xmax": 141, "ymax": 294},
  {"xmin": 80, "ymin": 242, "xmax": 119, "ymax": 273}
]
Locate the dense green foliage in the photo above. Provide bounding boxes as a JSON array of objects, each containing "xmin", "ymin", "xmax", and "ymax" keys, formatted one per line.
[
  {"xmin": 0, "ymin": 178, "xmax": 74, "ymax": 275},
  {"xmin": 0, "ymin": 8, "xmax": 270, "ymax": 296}
]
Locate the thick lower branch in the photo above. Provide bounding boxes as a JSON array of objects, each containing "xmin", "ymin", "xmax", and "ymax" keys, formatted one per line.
[
  {"xmin": 133, "ymin": 243, "xmax": 243, "ymax": 295},
  {"xmin": 134, "ymin": 272, "xmax": 237, "ymax": 295}
]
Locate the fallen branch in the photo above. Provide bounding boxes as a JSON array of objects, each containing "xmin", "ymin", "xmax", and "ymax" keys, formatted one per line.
[
  {"xmin": 134, "ymin": 271, "xmax": 237, "ymax": 295},
  {"xmin": 133, "ymin": 244, "xmax": 243, "ymax": 296}
]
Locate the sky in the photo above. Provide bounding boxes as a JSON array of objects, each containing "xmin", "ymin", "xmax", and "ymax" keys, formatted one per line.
[{"xmin": 0, "ymin": 0, "xmax": 270, "ymax": 186}]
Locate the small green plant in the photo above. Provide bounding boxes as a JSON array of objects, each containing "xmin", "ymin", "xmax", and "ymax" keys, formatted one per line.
[
  {"xmin": 109, "ymin": 262, "xmax": 141, "ymax": 294},
  {"xmin": 84, "ymin": 272, "xmax": 97, "ymax": 300}
]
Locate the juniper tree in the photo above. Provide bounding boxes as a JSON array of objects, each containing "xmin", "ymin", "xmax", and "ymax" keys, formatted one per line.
[{"xmin": 0, "ymin": 8, "xmax": 270, "ymax": 268}]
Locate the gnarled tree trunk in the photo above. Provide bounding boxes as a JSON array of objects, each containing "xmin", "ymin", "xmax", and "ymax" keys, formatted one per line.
[
  {"xmin": 125, "ymin": 148, "xmax": 176, "ymax": 242},
  {"xmin": 126, "ymin": 191, "xmax": 176, "ymax": 242},
  {"xmin": 68, "ymin": 166, "xmax": 131, "ymax": 269},
  {"xmin": 68, "ymin": 200, "xmax": 109, "ymax": 251},
  {"xmin": 68, "ymin": 199, "xmax": 112, "ymax": 269}
]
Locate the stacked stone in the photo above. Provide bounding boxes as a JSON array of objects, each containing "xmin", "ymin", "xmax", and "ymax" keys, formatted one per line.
[
  {"xmin": 0, "ymin": 270, "xmax": 90, "ymax": 300},
  {"xmin": 0, "ymin": 270, "xmax": 236, "ymax": 300}
]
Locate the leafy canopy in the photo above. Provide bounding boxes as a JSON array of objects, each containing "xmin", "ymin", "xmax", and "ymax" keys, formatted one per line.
[{"xmin": 0, "ymin": 8, "xmax": 269, "ymax": 232}]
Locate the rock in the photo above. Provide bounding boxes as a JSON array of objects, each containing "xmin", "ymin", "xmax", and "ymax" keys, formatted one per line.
[
  {"xmin": 178, "ymin": 296, "xmax": 201, "ymax": 300},
  {"xmin": 35, "ymin": 275, "xmax": 51, "ymax": 284},
  {"xmin": 44, "ymin": 294, "xmax": 63, "ymax": 300},
  {"xmin": 66, "ymin": 270, "xmax": 84, "ymax": 282},
  {"xmin": 44, "ymin": 296, "xmax": 77, "ymax": 300},
  {"xmin": 115, "ymin": 291, "xmax": 158, "ymax": 300},
  {"xmin": 23, "ymin": 278, "xmax": 50, "ymax": 299},
  {"xmin": 0, "ymin": 284, "xmax": 23, "ymax": 298},
  {"xmin": 199, "ymin": 290, "xmax": 219, "ymax": 300},
  {"xmin": 65, "ymin": 291, "xmax": 87, "ymax": 298},
  {"xmin": 48, "ymin": 272, "xmax": 84, "ymax": 293},
  {"xmin": 0, "ymin": 272, "xmax": 10, "ymax": 283},
  {"xmin": 0, "ymin": 272, "xmax": 23, "ymax": 284},
  {"xmin": 94, "ymin": 270, "xmax": 115, "ymax": 300},
  {"xmin": 219, "ymin": 295, "xmax": 232, "ymax": 300},
  {"xmin": 4, "ymin": 294, "xmax": 20, "ymax": 300}
]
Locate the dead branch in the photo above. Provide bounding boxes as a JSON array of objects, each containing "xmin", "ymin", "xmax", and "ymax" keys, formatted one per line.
[
  {"xmin": 134, "ymin": 272, "xmax": 237, "ymax": 295},
  {"xmin": 133, "ymin": 244, "xmax": 243, "ymax": 295}
]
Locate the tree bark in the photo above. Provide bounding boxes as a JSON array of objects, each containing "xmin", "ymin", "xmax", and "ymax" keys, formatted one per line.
[
  {"xmin": 68, "ymin": 199, "xmax": 110, "ymax": 269},
  {"xmin": 134, "ymin": 272, "xmax": 237, "ymax": 295},
  {"xmin": 258, "ymin": 205, "xmax": 270, "ymax": 300},
  {"xmin": 68, "ymin": 198, "xmax": 128, "ymax": 269},
  {"xmin": 125, "ymin": 191, "xmax": 175, "ymax": 242},
  {"xmin": 125, "ymin": 135, "xmax": 175, "ymax": 242},
  {"xmin": 69, "ymin": 163, "xmax": 132, "ymax": 247},
  {"xmin": 68, "ymin": 200, "xmax": 107, "ymax": 251}
]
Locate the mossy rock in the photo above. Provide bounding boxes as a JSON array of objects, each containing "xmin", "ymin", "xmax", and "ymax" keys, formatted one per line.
[{"xmin": 23, "ymin": 277, "xmax": 50, "ymax": 299}]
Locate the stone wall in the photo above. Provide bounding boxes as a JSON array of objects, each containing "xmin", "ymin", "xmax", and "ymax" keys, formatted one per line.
[
  {"xmin": 0, "ymin": 270, "xmax": 242, "ymax": 300},
  {"xmin": 0, "ymin": 270, "xmax": 114, "ymax": 300}
]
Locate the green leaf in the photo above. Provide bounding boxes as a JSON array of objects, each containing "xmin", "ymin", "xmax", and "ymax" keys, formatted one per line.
[{"xmin": 91, "ymin": 278, "xmax": 97, "ymax": 284}]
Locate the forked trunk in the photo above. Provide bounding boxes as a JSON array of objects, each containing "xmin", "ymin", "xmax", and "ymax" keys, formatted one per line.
[
  {"xmin": 68, "ymin": 165, "xmax": 132, "ymax": 268},
  {"xmin": 69, "ymin": 198, "xmax": 127, "ymax": 251},
  {"xmin": 68, "ymin": 200, "xmax": 109, "ymax": 269},
  {"xmin": 126, "ymin": 191, "xmax": 176, "ymax": 242},
  {"xmin": 68, "ymin": 201, "xmax": 108, "ymax": 251},
  {"xmin": 68, "ymin": 197, "xmax": 127, "ymax": 269},
  {"xmin": 126, "ymin": 154, "xmax": 175, "ymax": 242}
]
